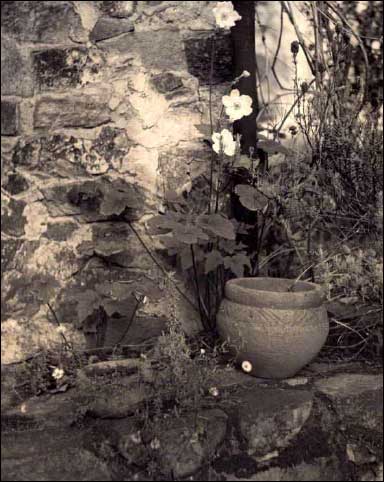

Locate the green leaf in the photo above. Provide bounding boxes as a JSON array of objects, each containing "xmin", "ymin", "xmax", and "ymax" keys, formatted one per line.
[
  {"xmin": 173, "ymin": 223, "xmax": 209, "ymax": 244},
  {"xmin": 232, "ymin": 155, "xmax": 253, "ymax": 169},
  {"xmin": 204, "ymin": 250, "xmax": 224, "ymax": 274},
  {"xmin": 146, "ymin": 212, "xmax": 183, "ymax": 231},
  {"xmin": 197, "ymin": 214, "xmax": 236, "ymax": 240},
  {"xmin": 179, "ymin": 246, "xmax": 204, "ymax": 271},
  {"xmin": 76, "ymin": 290, "xmax": 103, "ymax": 324},
  {"xmin": 223, "ymin": 253, "xmax": 251, "ymax": 278},
  {"xmin": 235, "ymin": 184, "xmax": 268, "ymax": 211}
]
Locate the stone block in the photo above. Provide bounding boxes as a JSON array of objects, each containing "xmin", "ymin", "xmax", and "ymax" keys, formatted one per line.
[
  {"xmin": 33, "ymin": 47, "xmax": 90, "ymax": 91},
  {"xmin": 237, "ymin": 387, "xmax": 313, "ymax": 456},
  {"xmin": 1, "ymin": 1, "xmax": 87, "ymax": 43},
  {"xmin": 150, "ymin": 72, "xmax": 183, "ymax": 93},
  {"xmin": 184, "ymin": 32, "xmax": 234, "ymax": 84},
  {"xmin": 90, "ymin": 16, "xmax": 134, "ymax": 42},
  {"xmin": 34, "ymin": 92, "xmax": 111, "ymax": 129},
  {"xmin": 1, "ymin": 37, "xmax": 33, "ymax": 97},
  {"xmin": 1, "ymin": 100, "xmax": 18, "ymax": 136},
  {"xmin": 98, "ymin": 30, "xmax": 187, "ymax": 71},
  {"xmin": 99, "ymin": 1, "xmax": 136, "ymax": 18}
]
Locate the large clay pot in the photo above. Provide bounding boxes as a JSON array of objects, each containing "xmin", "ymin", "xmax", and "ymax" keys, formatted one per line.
[{"xmin": 217, "ymin": 277, "xmax": 329, "ymax": 379}]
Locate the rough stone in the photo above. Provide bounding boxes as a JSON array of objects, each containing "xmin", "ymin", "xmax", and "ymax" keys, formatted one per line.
[
  {"xmin": 1, "ymin": 197, "xmax": 27, "ymax": 237},
  {"xmin": 90, "ymin": 16, "xmax": 134, "ymax": 42},
  {"xmin": 12, "ymin": 128, "xmax": 130, "ymax": 177},
  {"xmin": 98, "ymin": 30, "xmax": 187, "ymax": 71},
  {"xmin": 156, "ymin": 408, "xmax": 228, "ymax": 479},
  {"xmin": 237, "ymin": 387, "xmax": 313, "ymax": 456},
  {"xmin": 315, "ymin": 373, "xmax": 383, "ymax": 431},
  {"xmin": 2, "ymin": 173, "xmax": 30, "ymax": 195},
  {"xmin": 1, "ymin": 1, "xmax": 87, "ymax": 43},
  {"xmin": 43, "ymin": 221, "xmax": 79, "ymax": 242},
  {"xmin": 151, "ymin": 72, "xmax": 183, "ymax": 93},
  {"xmin": 87, "ymin": 382, "xmax": 149, "ymax": 418},
  {"xmin": 219, "ymin": 456, "xmax": 343, "ymax": 481},
  {"xmin": 34, "ymin": 92, "xmax": 111, "ymax": 129},
  {"xmin": 41, "ymin": 178, "xmax": 145, "ymax": 221},
  {"xmin": 1, "ymin": 100, "xmax": 19, "ymax": 136},
  {"xmin": 184, "ymin": 32, "xmax": 234, "ymax": 84},
  {"xmin": 33, "ymin": 47, "xmax": 99, "ymax": 91},
  {"xmin": 1, "ymin": 429, "xmax": 112, "ymax": 481},
  {"xmin": 1, "ymin": 37, "xmax": 33, "ymax": 97},
  {"xmin": 99, "ymin": 1, "xmax": 136, "ymax": 18},
  {"xmin": 1, "ymin": 238, "xmax": 24, "ymax": 275}
]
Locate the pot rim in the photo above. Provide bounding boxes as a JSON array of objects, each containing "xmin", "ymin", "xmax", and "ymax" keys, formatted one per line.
[{"xmin": 225, "ymin": 277, "xmax": 325, "ymax": 309}]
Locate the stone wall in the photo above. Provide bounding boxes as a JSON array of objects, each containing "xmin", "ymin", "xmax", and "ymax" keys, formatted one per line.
[{"xmin": 1, "ymin": 1, "xmax": 313, "ymax": 364}]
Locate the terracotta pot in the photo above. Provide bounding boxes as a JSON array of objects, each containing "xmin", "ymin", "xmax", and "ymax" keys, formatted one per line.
[{"xmin": 217, "ymin": 277, "xmax": 329, "ymax": 379}]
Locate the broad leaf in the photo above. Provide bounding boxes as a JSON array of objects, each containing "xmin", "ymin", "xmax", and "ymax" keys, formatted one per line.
[
  {"xmin": 197, "ymin": 214, "xmax": 236, "ymax": 240},
  {"xmin": 204, "ymin": 250, "xmax": 224, "ymax": 274},
  {"xmin": 235, "ymin": 184, "xmax": 268, "ymax": 211},
  {"xmin": 224, "ymin": 253, "xmax": 252, "ymax": 278},
  {"xmin": 173, "ymin": 223, "xmax": 209, "ymax": 244}
]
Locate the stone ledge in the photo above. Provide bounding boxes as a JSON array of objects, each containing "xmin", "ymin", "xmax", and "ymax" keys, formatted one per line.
[{"xmin": 1, "ymin": 366, "xmax": 383, "ymax": 481}]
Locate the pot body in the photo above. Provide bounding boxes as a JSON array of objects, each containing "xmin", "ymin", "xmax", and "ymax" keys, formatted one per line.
[{"xmin": 217, "ymin": 277, "xmax": 329, "ymax": 379}]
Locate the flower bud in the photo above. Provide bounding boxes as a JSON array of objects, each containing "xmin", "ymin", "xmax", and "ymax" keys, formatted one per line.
[{"xmin": 291, "ymin": 41, "xmax": 300, "ymax": 55}]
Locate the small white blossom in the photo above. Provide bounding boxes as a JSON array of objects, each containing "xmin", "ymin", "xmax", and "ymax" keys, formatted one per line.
[
  {"xmin": 150, "ymin": 438, "xmax": 161, "ymax": 450},
  {"xmin": 56, "ymin": 325, "xmax": 67, "ymax": 335},
  {"xmin": 209, "ymin": 387, "xmax": 219, "ymax": 397},
  {"xmin": 213, "ymin": 2, "xmax": 242, "ymax": 30},
  {"xmin": 241, "ymin": 360, "xmax": 253, "ymax": 373},
  {"xmin": 241, "ymin": 70, "xmax": 251, "ymax": 78},
  {"xmin": 52, "ymin": 367, "xmax": 65, "ymax": 380},
  {"xmin": 371, "ymin": 40, "xmax": 382, "ymax": 51},
  {"xmin": 130, "ymin": 432, "xmax": 142, "ymax": 445},
  {"xmin": 200, "ymin": 348, "xmax": 206, "ymax": 355},
  {"xmin": 212, "ymin": 128, "xmax": 237, "ymax": 156},
  {"xmin": 222, "ymin": 89, "xmax": 253, "ymax": 122}
]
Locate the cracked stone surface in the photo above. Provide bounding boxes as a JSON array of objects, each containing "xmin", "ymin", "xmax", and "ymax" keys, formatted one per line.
[{"xmin": 1, "ymin": 365, "xmax": 382, "ymax": 481}]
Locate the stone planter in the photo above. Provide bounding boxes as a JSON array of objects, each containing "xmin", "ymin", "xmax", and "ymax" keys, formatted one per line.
[{"xmin": 217, "ymin": 277, "xmax": 329, "ymax": 379}]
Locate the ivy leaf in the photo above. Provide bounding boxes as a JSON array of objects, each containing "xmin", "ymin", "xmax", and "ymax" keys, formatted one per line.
[
  {"xmin": 219, "ymin": 239, "xmax": 248, "ymax": 255},
  {"xmin": 76, "ymin": 290, "xmax": 103, "ymax": 325},
  {"xmin": 173, "ymin": 223, "xmax": 209, "ymax": 244},
  {"xmin": 204, "ymin": 250, "xmax": 224, "ymax": 274},
  {"xmin": 235, "ymin": 184, "xmax": 269, "ymax": 211},
  {"xmin": 232, "ymin": 155, "xmax": 253, "ymax": 170},
  {"xmin": 146, "ymin": 212, "xmax": 183, "ymax": 232},
  {"xmin": 197, "ymin": 214, "xmax": 236, "ymax": 240},
  {"xmin": 179, "ymin": 246, "xmax": 205, "ymax": 271},
  {"xmin": 258, "ymin": 140, "xmax": 291, "ymax": 155},
  {"xmin": 224, "ymin": 253, "xmax": 252, "ymax": 278}
]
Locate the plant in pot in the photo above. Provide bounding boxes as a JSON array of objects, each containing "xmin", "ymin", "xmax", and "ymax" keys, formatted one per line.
[{"xmin": 145, "ymin": 2, "xmax": 330, "ymax": 379}]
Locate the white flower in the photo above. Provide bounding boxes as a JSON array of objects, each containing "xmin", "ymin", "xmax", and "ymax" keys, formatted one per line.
[
  {"xmin": 222, "ymin": 89, "xmax": 253, "ymax": 122},
  {"xmin": 200, "ymin": 348, "xmax": 206, "ymax": 355},
  {"xmin": 130, "ymin": 432, "xmax": 142, "ymax": 445},
  {"xmin": 209, "ymin": 387, "xmax": 219, "ymax": 397},
  {"xmin": 213, "ymin": 2, "xmax": 242, "ymax": 30},
  {"xmin": 241, "ymin": 360, "xmax": 253, "ymax": 373},
  {"xmin": 241, "ymin": 70, "xmax": 251, "ymax": 78},
  {"xmin": 56, "ymin": 325, "xmax": 67, "ymax": 335},
  {"xmin": 371, "ymin": 40, "xmax": 382, "ymax": 51},
  {"xmin": 52, "ymin": 367, "xmax": 65, "ymax": 380},
  {"xmin": 150, "ymin": 438, "xmax": 161, "ymax": 450},
  {"xmin": 212, "ymin": 128, "xmax": 236, "ymax": 156}
]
